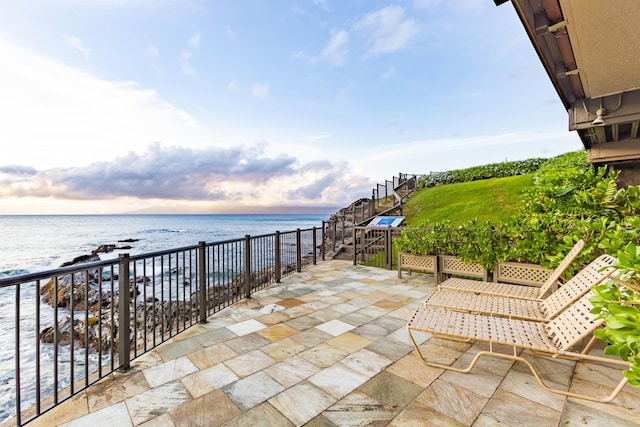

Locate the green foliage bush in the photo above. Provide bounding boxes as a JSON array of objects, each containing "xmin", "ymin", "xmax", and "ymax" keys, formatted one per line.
[
  {"xmin": 396, "ymin": 150, "xmax": 640, "ymax": 274},
  {"xmin": 419, "ymin": 158, "xmax": 545, "ymax": 188},
  {"xmin": 591, "ymin": 242, "xmax": 640, "ymax": 386}
]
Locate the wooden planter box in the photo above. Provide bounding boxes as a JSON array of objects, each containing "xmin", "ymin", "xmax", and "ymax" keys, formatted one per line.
[
  {"xmin": 494, "ymin": 261, "xmax": 553, "ymax": 288},
  {"xmin": 398, "ymin": 253, "xmax": 551, "ymax": 289},
  {"xmin": 398, "ymin": 253, "xmax": 438, "ymax": 281},
  {"xmin": 439, "ymin": 255, "xmax": 488, "ymax": 282}
]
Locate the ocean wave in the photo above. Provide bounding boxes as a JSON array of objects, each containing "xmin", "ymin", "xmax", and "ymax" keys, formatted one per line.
[
  {"xmin": 0, "ymin": 269, "xmax": 29, "ymax": 279},
  {"xmin": 149, "ymin": 228, "xmax": 188, "ymax": 233}
]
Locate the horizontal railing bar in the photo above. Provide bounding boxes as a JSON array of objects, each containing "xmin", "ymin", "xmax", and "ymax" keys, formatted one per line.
[
  {"xmin": 0, "ymin": 259, "xmax": 118, "ymax": 288},
  {"xmin": 127, "ymin": 244, "xmax": 201, "ymax": 261}
]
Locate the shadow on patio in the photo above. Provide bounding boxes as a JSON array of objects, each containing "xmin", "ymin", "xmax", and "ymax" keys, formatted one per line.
[{"xmin": 24, "ymin": 260, "xmax": 640, "ymax": 426}]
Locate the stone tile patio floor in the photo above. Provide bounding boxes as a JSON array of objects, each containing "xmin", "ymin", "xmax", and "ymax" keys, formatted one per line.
[{"xmin": 27, "ymin": 260, "xmax": 640, "ymax": 426}]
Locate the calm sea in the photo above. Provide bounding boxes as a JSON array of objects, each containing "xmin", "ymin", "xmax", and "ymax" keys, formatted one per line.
[
  {"xmin": 0, "ymin": 214, "xmax": 328, "ymax": 278},
  {"xmin": 0, "ymin": 214, "xmax": 328, "ymax": 422}
]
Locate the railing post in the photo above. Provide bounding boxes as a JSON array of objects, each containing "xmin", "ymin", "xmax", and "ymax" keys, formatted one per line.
[
  {"xmin": 332, "ymin": 219, "xmax": 337, "ymax": 253},
  {"xmin": 312, "ymin": 227, "xmax": 317, "ymax": 265},
  {"xmin": 321, "ymin": 221, "xmax": 326, "ymax": 261},
  {"xmin": 296, "ymin": 229, "xmax": 302, "ymax": 272},
  {"xmin": 352, "ymin": 208, "xmax": 356, "ymax": 233},
  {"xmin": 275, "ymin": 231, "xmax": 282, "ymax": 283},
  {"xmin": 353, "ymin": 227, "xmax": 358, "ymax": 266},
  {"xmin": 198, "ymin": 241, "xmax": 207, "ymax": 323},
  {"xmin": 386, "ymin": 226, "xmax": 393, "ymax": 270},
  {"xmin": 370, "ymin": 195, "xmax": 375, "ymax": 217},
  {"xmin": 118, "ymin": 253, "xmax": 131, "ymax": 371},
  {"xmin": 14, "ymin": 283, "xmax": 21, "ymax": 426},
  {"xmin": 244, "ymin": 235, "xmax": 252, "ymax": 298}
]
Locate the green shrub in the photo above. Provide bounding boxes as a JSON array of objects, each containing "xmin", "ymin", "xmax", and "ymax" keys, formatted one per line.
[
  {"xmin": 396, "ymin": 150, "xmax": 640, "ymax": 275},
  {"xmin": 591, "ymin": 242, "xmax": 640, "ymax": 386},
  {"xmin": 419, "ymin": 158, "xmax": 546, "ymax": 188}
]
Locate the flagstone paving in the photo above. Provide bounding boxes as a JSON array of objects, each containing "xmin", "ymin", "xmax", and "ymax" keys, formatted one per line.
[{"xmin": 19, "ymin": 260, "xmax": 640, "ymax": 426}]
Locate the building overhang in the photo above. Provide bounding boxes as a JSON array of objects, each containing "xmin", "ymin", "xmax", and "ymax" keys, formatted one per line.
[{"xmin": 496, "ymin": 0, "xmax": 640, "ymax": 165}]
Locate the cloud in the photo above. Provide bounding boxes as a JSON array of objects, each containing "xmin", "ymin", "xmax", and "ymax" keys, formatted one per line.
[
  {"xmin": 413, "ymin": 0, "xmax": 442, "ymax": 8},
  {"xmin": 64, "ymin": 35, "xmax": 91, "ymax": 60},
  {"xmin": 305, "ymin": 133, "xmax": 331, "ymax": 144},
  {"xmin": 0, "ymin": 165, "xmax": 37, "ymax": 176},
  {"xmin": 180, "ymin": 50, "xmax": 197, "ymax": 75},
  {"xmin": 355, "ymin": 6, "xmax": 418, "ymax": 56},
  {"xmin": 294, "ymin": 29, "xmax": 349, "ymax": 67},
  {"xmin": 226, "ymin": 80, "xmax": 270, "ymax": 100},
  {"xmin": 0, "ymin": 36, "xmax": 210, "ymax": 170},
  {"xmin": 0, "ymin": 143, "xmax": 374, "ymax": 207},
  {"xmin": 313, "ymin": 0, "xmax": 330, "ymax": 12},
  {"xmin": 188, "ymin": 32, "xmax": 200, "ymax": 48},
  {"xmin": 181, "ymin": 33, "xmax": 200, "ymax": 76},
  {"xmin": 288, "ymin": 171, "xmax": 336, "ymax": 199},
  {"xmin": 147, "ymin": 44, "xmax": 159, "ymax": 58},
  {"xmin": 295, "ymin": 6, "xmax": 416, "ymax": 67},
  {"xmin": 1, "ymin": 143, "xmax": 299, "ymax": 201},
  {"xmin": 252, "ymin": 82, "xmax": 269, "ymax": 99},
  {"xmin": 320, "ymin": 30, "xmax": 349, "ymax": 66},
  {"xmin": 414, "ymin": 0, "xmax": 482, "ymax": 13},
  {"xmin": 380, "ymin": 66, "xmax": 396, "ymax": 81},
  {"xmin": 283, "ymin": 160, "xmax": 371, "ymax": 202}
]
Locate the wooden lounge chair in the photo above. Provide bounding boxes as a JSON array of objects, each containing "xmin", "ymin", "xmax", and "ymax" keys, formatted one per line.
[
  {"xmin": 407, "ymin": 291, "xmax": 631, "ymax": 403},
  {"xmin": 423, "ymin": 253, "xmax": 615, "ymax": 322},
  {"xmin": 437, "ymin": 239, "xmax": 585, "ymax": 300}
]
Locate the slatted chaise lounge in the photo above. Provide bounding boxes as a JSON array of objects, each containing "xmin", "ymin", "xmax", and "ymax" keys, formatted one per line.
[
  {"xmin": 407, "ymin": 291, "xmax": 631, "ymax": 402},
  {"xmin": 437, "ymin": 239, "xmax": 585, "ymax": 300},
  {"xmin": 423, "ymin": 253, "xmax": 615, "ymax": 322}
]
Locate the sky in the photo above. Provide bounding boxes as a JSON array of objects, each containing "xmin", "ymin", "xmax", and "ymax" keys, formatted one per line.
[{"xmin": 0, "ymin": 0, "xmax": 584, "ymax": 215}]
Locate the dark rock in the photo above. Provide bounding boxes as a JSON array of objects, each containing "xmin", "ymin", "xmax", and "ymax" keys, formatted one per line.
[
  {"xmin": 135, "ymin": 276, "xmax": 150, "ymax": 285},
  {"xmin": 92, "ymin": 244, "xmax": 116, "ymax": 255},
  {"xmin": 40, "ymin": 274, "xmax": 102, "ymax": 311},
  {"xmin": 60, "ymin": 254, "xmax": 100, "ymax": 268}
]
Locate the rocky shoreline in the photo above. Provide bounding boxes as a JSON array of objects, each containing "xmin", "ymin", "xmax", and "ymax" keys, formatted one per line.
[{"xmin": 38, "ymin": 240, "xmax": 301, "ymax": 353}]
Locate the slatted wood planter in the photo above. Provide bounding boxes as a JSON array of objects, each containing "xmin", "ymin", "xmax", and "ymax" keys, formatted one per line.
[
  {"xmin": 397, "ymin": 253, "xmax": 438, "ymax": 281},
  {"xmin": 439, "ymin": 255, "xmax": 488, "ymax": 282},
  {"xmin": 399, "ymin": 253, "xmax": 553, "ymax": 289},
  {"xmin": 494, "ymin": 261, "xmax": 553, "ymax": 288}
]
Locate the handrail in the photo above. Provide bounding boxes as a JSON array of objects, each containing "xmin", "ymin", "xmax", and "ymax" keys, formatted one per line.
[
  {"xmin": 324, "ymin": 173, "xmax": 420, "ymax": 258},
  {"xmin": 0, "ymin": 226, "xmax": 322, "ymax": 426}
]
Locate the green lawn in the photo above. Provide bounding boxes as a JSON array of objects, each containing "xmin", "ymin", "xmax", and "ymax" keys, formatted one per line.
[{"xmin": 402, "ymin": 174, "xmax": 533, "ymax": 226}]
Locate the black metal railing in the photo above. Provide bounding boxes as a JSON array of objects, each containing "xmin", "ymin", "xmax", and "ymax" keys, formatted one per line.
[{"xmin": 0, "ymin": 227, "xmax": 322, "ymax": 426}]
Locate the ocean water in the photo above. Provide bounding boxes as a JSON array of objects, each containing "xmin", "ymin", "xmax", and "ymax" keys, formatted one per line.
[
  {"xmin": 0, "ymin": 214, "xmax": 328, "ymax": 422},
  {"xmin": 0, "ymin": 214, "xmax": 328, "ymax": 278}
]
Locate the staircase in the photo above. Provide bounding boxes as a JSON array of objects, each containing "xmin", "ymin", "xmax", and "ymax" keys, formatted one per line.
[{"xmin": 324, "ymin": 173, "xmax": 423, "ymax": 261}]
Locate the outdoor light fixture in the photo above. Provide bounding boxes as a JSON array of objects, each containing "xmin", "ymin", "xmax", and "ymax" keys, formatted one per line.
[
  {"xmin": 592, "ymin": 108, "xmax": 607, "ymax": 126},
  {"xmin": 583, "ymin": 93, "xmax": 623, "ymax": 127}
]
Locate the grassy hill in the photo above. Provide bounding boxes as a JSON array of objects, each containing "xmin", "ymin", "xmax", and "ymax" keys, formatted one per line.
[{"xmin": 402, "ymin": 174, "xmax": 533, "ymax": 226}]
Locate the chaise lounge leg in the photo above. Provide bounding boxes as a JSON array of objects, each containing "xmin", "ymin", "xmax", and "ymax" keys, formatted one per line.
[{"xmin": 406, "ymin": 327, "xmax": 631, "ymax": 403}]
